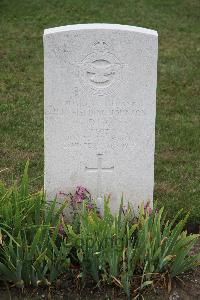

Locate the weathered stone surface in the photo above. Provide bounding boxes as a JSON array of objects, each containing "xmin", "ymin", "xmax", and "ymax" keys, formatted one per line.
[{"xmin": 44, "ymin": 23, "xmax": 158, "ymax": 212}]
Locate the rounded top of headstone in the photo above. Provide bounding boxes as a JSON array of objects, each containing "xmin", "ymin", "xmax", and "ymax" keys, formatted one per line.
[{"xmin": 43, "ymin": 23, "xmax": 158, "ymax": 37}]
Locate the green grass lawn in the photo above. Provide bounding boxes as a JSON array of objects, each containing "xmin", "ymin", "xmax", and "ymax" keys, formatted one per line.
[{"xmin": 0, "ymin": 0, "xmax": 199, "ymax": 223}]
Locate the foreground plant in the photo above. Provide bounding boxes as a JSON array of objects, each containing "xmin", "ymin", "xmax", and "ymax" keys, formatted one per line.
[
  {"xmin": 136, "ymin": 204, "xmax": 200, "ymax": 277},
  {"xmin": 0, "ymin": 162, "xmax": 71, "ymax": 287},
  {"xmin": 66, "ymin": 200, "xmax": 200, "ymax": 298},
  {"xmin": 0, "ymin": 163, "xmax": 199, "ymax": 299},
  {"xmin": 66, "ymin": 198, "xmax": 136, "ymax": 283},
  {"xmin": 0, "ymin": 224, "xmax": 71, "ymax": 287},
  {"xmin": 0, "ymin": 162, "xmax": 45, "ymax": 235}
]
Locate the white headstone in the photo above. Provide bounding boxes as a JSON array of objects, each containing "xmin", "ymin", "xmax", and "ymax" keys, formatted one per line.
[{"xmin": 44, "ymin": 23, "xmax": 158, "ymax": 213}]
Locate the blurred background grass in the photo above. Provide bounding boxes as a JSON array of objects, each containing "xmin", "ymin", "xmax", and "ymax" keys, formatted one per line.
[{"xmin": 0, "ymin": 0, "xmax": 199, "ymax": 223}]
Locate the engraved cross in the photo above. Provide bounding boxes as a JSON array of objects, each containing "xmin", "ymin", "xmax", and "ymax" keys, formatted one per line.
[{"xmin": 85, "ymin": 153, "xmax": 114, "ymax": 207}]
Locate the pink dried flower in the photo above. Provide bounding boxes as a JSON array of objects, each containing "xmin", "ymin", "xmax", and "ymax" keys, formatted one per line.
[
  {"xmin": 73, "ymin": 185, "xmax": 91, "ymax": 203},
  {"xmin": 58, "ymin": 191, "xmax": 68, "ymax": 197},
  {"xmin": 86, "ymin": 203, "xmax": 94, "ymax": 210},
  {"xmin": 58, "ymin": 214, "xmax": 65, "ymax": 236},
  {"xmin": 58, "ymin": 223, "xmax": 65, "ymax": 235},
  {"xmin": 76, "ymin": 186, "xmax": 89, "ymax": 194},
  {"xmin": 73, "ymin": 194, "xmax": 84, "ymax": 203},
  {"xmin": 144, "ymin": 201, "xmax": 152, "ymax": 215}
]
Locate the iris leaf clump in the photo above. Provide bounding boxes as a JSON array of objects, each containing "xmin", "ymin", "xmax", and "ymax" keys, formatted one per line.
[{"xmin": 0, "ymin": 163, "xmax": 199, "ymax": 298}]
